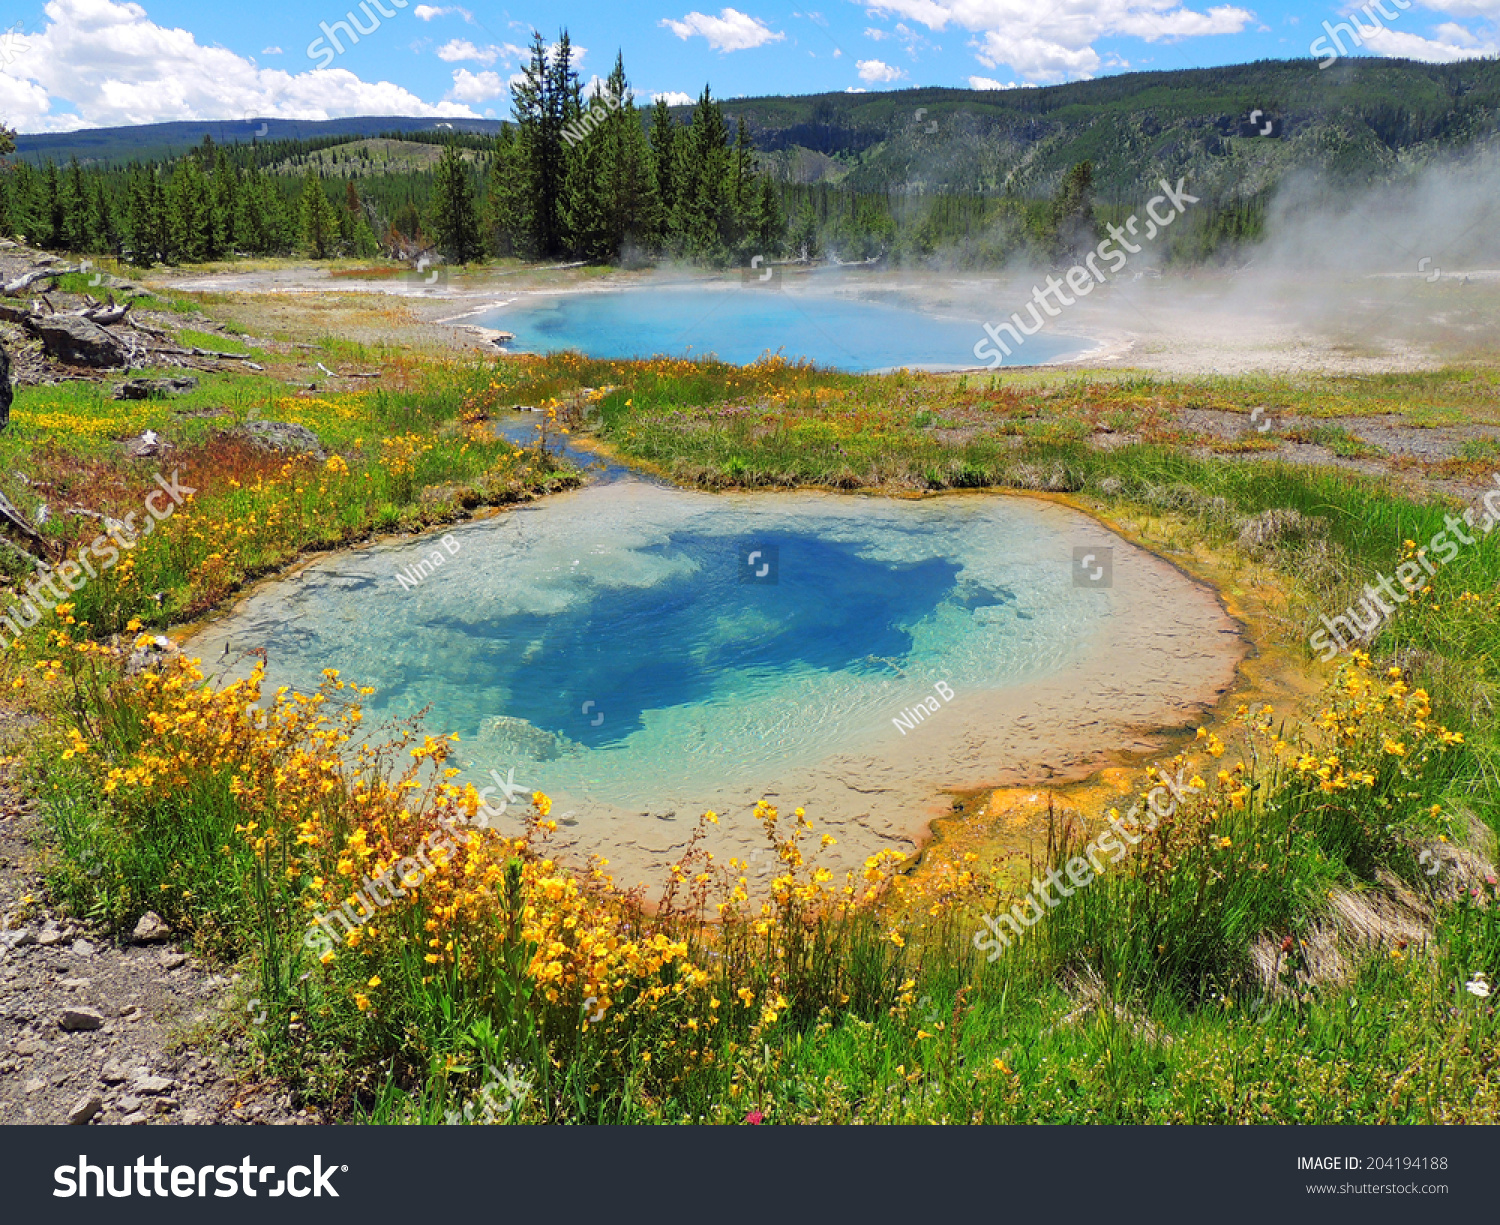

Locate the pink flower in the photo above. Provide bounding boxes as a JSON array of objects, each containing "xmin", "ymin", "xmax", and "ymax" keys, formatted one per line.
[{"xmin": 744, "ymin": 1110, "xmax": 764, "ymax": 1125}]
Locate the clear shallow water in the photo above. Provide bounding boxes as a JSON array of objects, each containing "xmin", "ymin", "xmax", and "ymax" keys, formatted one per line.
[
  {"xmin": 189, "ymin": 478, "xmax": 1118, "ymax": 815},
  {"xmin": 477, "ymin": 285, "xmax": 1087, "ymax": 372}
]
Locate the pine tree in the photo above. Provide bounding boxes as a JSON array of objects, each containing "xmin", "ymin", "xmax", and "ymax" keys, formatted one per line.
[
  {"xmin": 511, "ymin": 29, "xmax": 580, "ymax": 258},
  {"xmin": 299, "ymin": 168, "xmax": 339, "ymax": 258},
  {"xmin": 729, "ymin": 116, "xmax": 754, "ymax": 215},
  {"xmin": 1050, "ymin": 161, "xmax": 1096, "ymax": 263},
  {"xmin": 89, "ymin": 178, "xmax": 119, "ymax": 255},
  {"xmin": 430, "ymin": 143, "xmax": 482, "ymax": 262},
  {"xmin": 209, "ymin": 146, "xmax": 238, "ymax": 258},
  {"xmin": 562, "ymin": 88, "xmax": 612, "ymax": 261},
  {"xmin": 483, "ymin": 124, "xmax": 529, "ymax": 258},
  {"xmin": 602, "ymin": 53, "xmax": 660, "ymax": 258},
  {"xmin": 10, "ymin": 163, "xmax": 35, "ymax": 243},
  {"xmin": 790, "ymin": 200, "xmax": 819, "ymax": 260},
  {"xmin": 649, "ymin": 99, "xmax": 678, "ymax": 244},
  {"xmin": 60, "ymin": 157, "xmax": 89, "ymax": 251},
  {"xmin": 670, "ymin": 87, "xmax": 730, "ymax": 263},
  {"xmin": 754, "ymin": 175, "xmax": 786, "ymax": 254},
  {"xmin": 39, "ymin": 161, "xmax": 62, "ymax": 249},
  {"xmin": 166, "ymin": 156, "xmax": 212, "ymax": 263},
  {"xmin": 148, "ymin": 169, "xmax": 170, "ymax": 263},
  {"xmin": 126, "ymin": 169, "xmax": 152, "ymax": 265},
  {"xmin": 342, "ymin": 180, "xmax": 378, "ymax": 258}
]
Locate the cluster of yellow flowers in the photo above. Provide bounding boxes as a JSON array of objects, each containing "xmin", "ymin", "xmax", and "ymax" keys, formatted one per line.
[
  {"xmin": 20, "ymin": 406, "xmax": 157, "ymax": 441},
  {"xmin": 272, "ymin": 394, "xmax": 368, "ymax": 425},
  {"xmin": 1291, "ymin": 652, "xmax": 1461, "ymax": 792},
  {"xmin": 1104, "ymin": 654, "xmax": 1465, "ymax": 887},
  {"xmin": 380, "ymin": 434, "xmax": 433, "ymax": 479},
  {"xmin": 79, "ymin": 651, "xmax": 813, "ymax": 1029}
]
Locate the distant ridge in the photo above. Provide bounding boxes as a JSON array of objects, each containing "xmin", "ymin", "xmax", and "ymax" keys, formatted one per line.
[
  {"xmin": 14, "ymin": 116, "xmax": 507, "ymax": 166},
  {"xmin": 13, "ymin": 56, "xmax": 1500, "ymax": 198}
]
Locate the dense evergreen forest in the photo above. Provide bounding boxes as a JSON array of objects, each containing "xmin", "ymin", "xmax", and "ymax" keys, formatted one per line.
[{"xmin": 2, "ymin": 47, "xmax": 1492, "ymax": 270}]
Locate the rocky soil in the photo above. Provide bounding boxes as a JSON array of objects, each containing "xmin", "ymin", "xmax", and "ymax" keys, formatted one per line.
[{"xmin": 0, "ymin": 743, "xmax": 317, "ymax": 1126}]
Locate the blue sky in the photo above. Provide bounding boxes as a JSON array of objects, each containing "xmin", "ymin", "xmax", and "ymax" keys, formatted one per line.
[{"xmin": 2, "ymin": 0, "xmax": 1498, "ymax": 132}]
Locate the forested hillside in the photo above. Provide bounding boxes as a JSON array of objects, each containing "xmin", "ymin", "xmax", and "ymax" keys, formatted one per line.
[{"xmin": 2, "ymin": 52, "xmax": 1497, "ymax": 269}]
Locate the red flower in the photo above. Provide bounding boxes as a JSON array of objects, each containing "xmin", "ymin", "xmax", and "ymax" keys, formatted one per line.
[{"xmin": 744, "ymin": 1110, "xmax": 764, "ymax": 1125}]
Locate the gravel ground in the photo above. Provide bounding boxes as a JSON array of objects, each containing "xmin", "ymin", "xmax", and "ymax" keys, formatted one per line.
[{"xmin": 0, "ymin": 729, "xmax": 317, "ymax": 1127}]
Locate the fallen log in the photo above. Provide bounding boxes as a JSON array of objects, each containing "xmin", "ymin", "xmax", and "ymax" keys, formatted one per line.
[
  {"xmin": 2, "ymin": 265, "xmax": 79, "ymax": 296},
  {"xmin": 148, "ymin": 345, "xmax": 259, "ymax": 361},
  {"xmin": 82, "ymin": 301, "xmax": 131, "ymax": 326},
  {"xmin": 0, "ymin": 487, "xmax": 53, "ymax": 560}
]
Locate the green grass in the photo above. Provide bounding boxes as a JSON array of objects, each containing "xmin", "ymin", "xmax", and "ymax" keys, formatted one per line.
[
  {"xmin": 175, "ymin": 328, "xmax": 251, "ymax": 354},
  {"xmin": 13, "ymin": 348, "xmax": 1500, "ymax": 1125}
]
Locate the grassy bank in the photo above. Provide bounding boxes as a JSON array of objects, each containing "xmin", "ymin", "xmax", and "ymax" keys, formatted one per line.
[{"xmin": 11, "ymin": 347, "xmax": 1500, "ymax": 1124}]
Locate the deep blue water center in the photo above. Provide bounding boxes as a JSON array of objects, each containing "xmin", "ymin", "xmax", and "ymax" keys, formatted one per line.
[
  {"xmin": 478, "ymin": 286, "xmax": 1087, "ymax": 372},
  {"xmin": 187, "ymin": 480, "xmax": 1126, "ymax": 820},
  {"xmin": 446, "ymin": 532, "xmax": 977, "ymax": 748}
]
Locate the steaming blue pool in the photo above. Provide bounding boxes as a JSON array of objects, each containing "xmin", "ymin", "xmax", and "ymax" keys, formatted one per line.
[{"xmin": 476, "ymin": 285, "xmax": 1087, "ymax": 371}]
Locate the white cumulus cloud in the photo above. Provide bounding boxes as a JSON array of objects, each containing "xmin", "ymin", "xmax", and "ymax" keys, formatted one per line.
[
  {"xmin": 857, "ymin": 57, "xmax": 906, "ymax": 81},
  {"xmin": 435, "ymin": 38, "xmax": 524, "ymax": 65},
  {"xmin": 651, "ymin": 89, "xmax": 695, "ymax": 105},
  {"xmin": 1, "ymin": 0, "xmax": 478, "ymax": 132},
  {"xmin": 862, "ymin": 0, "xmax": 1253, "ymax": 83},
  {"xmin": 414, "ymin": 5, "xmax": 472, "ymax": 21},
  {"xmin": 447, "ymin": 68, "xmax": 505, "ymax": 102},
  {"xmin": 660, "ymin": 7, "xmax": 785, "ymax": 51},
  {"xmin": 1360, "ymin": 23, "xmax": 1499, "ymax": 61},
  {"xmin": 969, "ymin": 74, "xmax": 1020, "ymax": 88}
]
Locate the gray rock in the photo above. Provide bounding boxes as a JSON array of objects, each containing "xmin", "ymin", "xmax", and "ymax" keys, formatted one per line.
[
  {"xmin": 119, "ymin": 1111, "xmax": 147, "ymax": 1125},
  {"xmin": 59, "ymin": 977, "xmax": 92, "ymax": 991},
  {"xmin": 67, "ymin": 1093, "xmax": 103, "ymax": 1125},
  {"xmin": 58, "ymin": 1006, "xmax": 105, "ymax": 1032},
  {"xmin": 159, "ymin": 952, "xmax": 188, "ymax": 970},
  {"xmin": 131, "ymin": 911, "xmax": 171, "ymax": 943},
  {"xmin": 69, "ymin": 939, "xmax": 96, "ymax": 957},
  {"xmin": 29, "ymin": 315, "xmax": 130, "ymax": 367},
  {"xmin": 101, "ymin": 1059, "xmax": 129, "ymax": 1083},
  {"xmin": 116, "ymin": 1094, "xmax": 142, "ymax": 1112},
  {"xmin": 112, "ymin": 376, "xmax": 198, "ymax": 401},
  {"xmin": 238, "ymin": 420, "xmax": 325, "ymax": 458},
  {"xmin": 125, "ymin": 636, "xmax": 180, "ymax": 677},
  {"xmin": 475, "ymin": 715, "xmax": 582, "ymax": 763},
  {"xmin": 23, "ymin": 1077, "xmax": 44, "ymax": 1093},
  {"xmin": 0, "ymin": 337, "xmax": 9, "ymax": 431},
  {"xmin": 132, "ymin": 1075, "xmax": 173, "ymax": 1095},
  {"xmin": 123, "ymin": 430, "xmax": 168, "ymax": 458},
  {"xmin": 14, "ymin": 1036, "xmax": 48, "ymax": 1056},
  {"xmin": 37, "ymin": 924, "xmax": 63, "ymax": 947},
  {"xmin": 0, "ymin": 927, "xmax": 35, "ymax": 948}
]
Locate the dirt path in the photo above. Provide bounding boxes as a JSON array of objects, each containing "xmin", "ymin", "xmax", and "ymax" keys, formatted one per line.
[{"xmin": 0, "ymin": 724, "xmax": 315, "ymax": 1127}]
